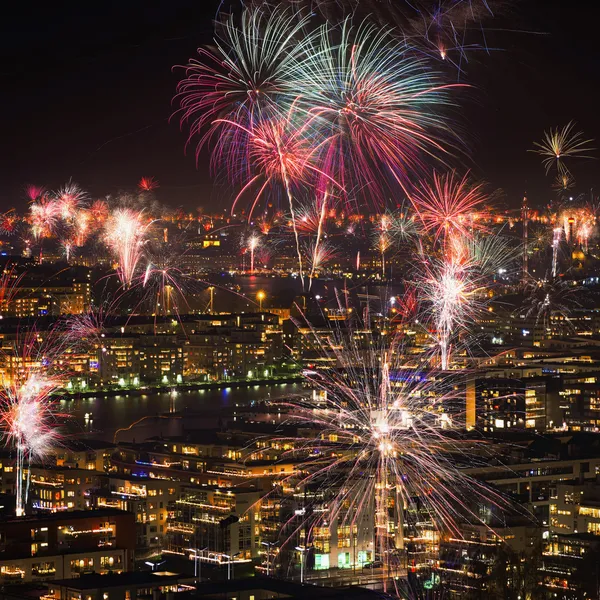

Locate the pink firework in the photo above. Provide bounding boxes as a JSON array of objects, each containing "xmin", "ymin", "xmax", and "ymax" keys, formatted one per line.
[
  {"xmin": 0, "ymin": 373, "xmax": 63, "ymax": 516},
  {"xmin": 220, "ymin": 110, "xmax": 338, "ymax": 283},
  {"xmin": 25, "ymin": 184, "xmax": 45, "ymax": 202}
]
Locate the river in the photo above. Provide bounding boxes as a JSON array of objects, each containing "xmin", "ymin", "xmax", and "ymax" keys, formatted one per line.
[{"xmin": 60, "ymin": 382, "xmax": 305, "ymax": 444}]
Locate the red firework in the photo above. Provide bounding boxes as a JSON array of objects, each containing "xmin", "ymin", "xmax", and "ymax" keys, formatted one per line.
[
  {"xmin": 409, "ymin": 171, "xmax": 489, "ymax": 248},
  {"xmin": 25, "ymin": 184, "xmax": 46, "ymax": 202},
  {"xmin": 138, "ymin": 176, "xmax": 159, "ymax": 192}
]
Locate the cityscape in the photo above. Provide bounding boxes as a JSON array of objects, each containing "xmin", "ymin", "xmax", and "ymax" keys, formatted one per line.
[{"xmin": 2, "ymin": 1, "xmax": 600, "ymax": 599}]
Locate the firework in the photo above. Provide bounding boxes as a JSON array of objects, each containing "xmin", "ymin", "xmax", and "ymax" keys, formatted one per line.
[
  {"xmin": 90, "ymin": 199, "xmax": 110, "ymax": 224},
  {"xmin": 0, "ymin": 210, "xmax": 19, "ymax": 236},
  {"xmin": 417, "ymin": 234, "xmax": 507, "ymax": 370},
  {"xmin": 73, "ymin": 210, "xmax": 91, "ymax": 247},
  {"xmin": 55, "ymin": 181, "xmax": 88, "ymax": 221},
  {"xmin": 551, "ymin": 227, "xmax": 562, "ymax": 277},
  {"xmin": 219, "ymin": 108, "xmax": 337, "ymax": 284},
  {"xmin": 559, "ymin": 206, "xmax": 596, "ymax": 250},
  {"xmin": 105, "ymin": 208, "xmax": 152, "ymax": 287},
  {"xmin": 266, "ymin": 324, "xmax": 513, "ymax": 592},
  {"xmin": 246, "ymin": 233, "xmax": 261, "ymax": 274},
  {"xmin": 373, "ymin": 214, "xmax": 392, "ymax": 279},
  {"xmin": 532, "ymin": 121, "xmax": 594, "ymax": 175},
  {"xmin": 138, "ymin": 176, "xmax": 159, "ymax": 192},
  {"xmin": 175, "ymin": 6, "xmax": 313, "ymax": 163},
  {"xmin": 304, "ymin": 238, "xmax": 338, "ymax": 281},
  {"xmin": 0, "ymin": 327, "xmax": 68, "ymax": 518},
  {"xmin": 409, "ymin": 171, "xmax": 488, "ymax": 251},
  {"xmin": 137, "ymin": 235, "xmax": 198, "ymax": 320},
  {"xmin": 0, "ymin": 374, "xmax": 62, "ymax": 515},
  {"xmin": 29, "ymin": 196, "xmax": 60, "ymax": 241},
  {"xmin": 524, "ymin": 276, "xmax": 579, "ymax": 333},
  {"xmin": 295, "ymin": 18, "xmax": 462, "ymax": 202},
  {"xmin": 553, "ymin": 171, "xmax": 574, "ymax": 193}
]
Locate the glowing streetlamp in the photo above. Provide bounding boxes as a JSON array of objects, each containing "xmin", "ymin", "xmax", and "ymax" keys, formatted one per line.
[{"xmin": 257, "ymin": 290, "xmax": 266, "ymax": 312}]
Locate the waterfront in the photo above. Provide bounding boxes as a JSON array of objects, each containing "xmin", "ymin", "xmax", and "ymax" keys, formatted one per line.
[{"xmin": 61, "ymin": 382, "xmax": 304, "ymax": 443}]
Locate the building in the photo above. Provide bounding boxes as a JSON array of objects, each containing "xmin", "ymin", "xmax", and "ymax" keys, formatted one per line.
[
  {"xmin": 0, "ymin": 509, "xmax": 135, "ymax": 584},
  {"xmin": 93, "ymin": 475, "xmax": 180, "ymax": 553},
  {"xmin": 44, "ymin": 571, "xmax": 195, "ymax": 600}
]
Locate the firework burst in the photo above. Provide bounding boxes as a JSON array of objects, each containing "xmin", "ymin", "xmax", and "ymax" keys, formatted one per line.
[
  {"xmin": 138, "ymin": 176, "xmax": 159, "ymax": 192},
  {"xmin": 409, "ymin": 171, "xmax": 489, "ymax": 251},
  {"xmin": 175, "ymin": 6, "xmax": 313, "ymax": 163},
  {"xmin": 296, "ymin": 18, "xmax": 463, "ymax": 203},
  {"xmin": 0, "ymin": 329, "xmax": 69, "ymax": 516},
  {"xmin": 105, "ymin": 208, "xmax": 152, "ymax": 287},
  {"xmin": 532, "ymin": 121, "xmax": 594, "ymax": 175},
  {"xmin": 264, "ymin": 324, "xmax": 514, "ymax": 592}
]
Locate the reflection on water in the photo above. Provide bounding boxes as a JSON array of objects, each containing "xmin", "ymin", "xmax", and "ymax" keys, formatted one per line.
[{"xmin": 61, "ymin": 383, "xmax": 304, "ymax": 443}]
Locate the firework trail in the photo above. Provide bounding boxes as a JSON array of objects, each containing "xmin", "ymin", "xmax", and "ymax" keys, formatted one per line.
[
  {"xmin": 309, "ymin": 189, "xmax": 330, "ymax": 290},
  {"xmin": 104, "ymin": 208, "xmax": 152, "ymax": 287},
  {"xmin": 246, "ymin": 233, "xmax": 261, "ymax": 274},
  {"xmin": 551, "ymin": 227, "xmax": 561, "ymax": 277},
  {"xmin": 532, "ymin": 121, "xmax": 594, "ymax": 176},
  {"xmin": 0, "ymin": 265, "xmax": 24, "ymax": 317}
]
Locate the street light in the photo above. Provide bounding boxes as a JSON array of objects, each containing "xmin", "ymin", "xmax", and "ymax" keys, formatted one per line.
[
  {"xmin": 295, "ymin": 546, "xmax": 306, "ymax": 584},
  {"xmin": 223, "ymin": 552, "xmax": 240, "ymax": 580},
  {"xmin": 192, "ymin": 547, "xmax": 208, "ymax": 583},
  {"xmin": 261, "ymin": 541, "xmax": 279, "ymax": 576},
  {"xmin": 257, "ymin": 290, "xmax": 266, "ymax": 312}
]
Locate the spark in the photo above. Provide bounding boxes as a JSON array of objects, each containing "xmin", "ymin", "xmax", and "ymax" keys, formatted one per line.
[
  {"xmin": 532, "ymin": 121, "xmax": 594, "ymax": 175},
  {"xmin": 104, "ymin": 208, "xmax": 152, "ymax": 287}
]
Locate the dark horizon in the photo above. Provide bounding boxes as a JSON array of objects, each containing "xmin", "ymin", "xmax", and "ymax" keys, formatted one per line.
[{"xmin": 2, "ymin": 0, "xmax": 599, "ymax": 213}]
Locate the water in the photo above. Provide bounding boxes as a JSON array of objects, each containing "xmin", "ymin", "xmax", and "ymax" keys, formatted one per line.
[
  {"xmin": 203, "ymin": 275, "xmax": 402, "ymax": 312},
  {"xmin": 60, "ymin": 382, "xmax": 304, "ymax": 443}
]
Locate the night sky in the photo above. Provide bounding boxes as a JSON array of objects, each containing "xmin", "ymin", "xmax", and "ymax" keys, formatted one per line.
[{"xmin": 2, "ymin": 0, "xmax": 599, "ymax": 212}]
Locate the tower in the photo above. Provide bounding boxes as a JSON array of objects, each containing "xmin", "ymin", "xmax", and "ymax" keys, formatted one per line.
[{"xmin": 521, "ymin": 193, "xmax": 529, "ymax": 283}]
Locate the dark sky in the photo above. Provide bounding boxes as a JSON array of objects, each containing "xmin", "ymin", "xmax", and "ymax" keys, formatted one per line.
[{"xmin": 1, "ymin": 0, "xmax": 599, "ymax": 213}]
